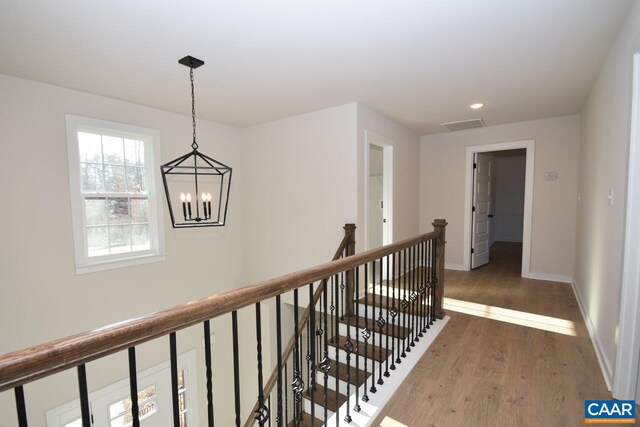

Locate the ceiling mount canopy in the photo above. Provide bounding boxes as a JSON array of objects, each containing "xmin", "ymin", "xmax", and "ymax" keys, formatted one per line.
[{"xmin": 160, "ymin": 55, "xmax": 232, "ymax": 229}]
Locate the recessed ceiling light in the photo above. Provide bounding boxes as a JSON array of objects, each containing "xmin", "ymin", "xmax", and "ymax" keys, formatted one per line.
[{"xmin": 470, "ymin": 103, "xmax": 484, "ymax": 109}]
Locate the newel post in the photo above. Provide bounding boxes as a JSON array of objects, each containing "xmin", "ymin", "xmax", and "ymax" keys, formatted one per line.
[
  {"xmin": 432, "ymin": 219, "xmax": 448, "ymax": 319},
  {"xmin": 344, "ymin": 223, "xmax": 356, "ymax": 316}
]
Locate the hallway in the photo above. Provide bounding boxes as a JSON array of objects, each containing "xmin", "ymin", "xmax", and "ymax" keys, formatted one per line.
[{"xmin": 373, "ymin": 244, "xmax": 611, "ymax": 426}]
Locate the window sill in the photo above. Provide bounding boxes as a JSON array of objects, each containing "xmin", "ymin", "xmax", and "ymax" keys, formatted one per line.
[{"xmin": 75, "ymin": 252, "xmax": 166, "ymax": 275}]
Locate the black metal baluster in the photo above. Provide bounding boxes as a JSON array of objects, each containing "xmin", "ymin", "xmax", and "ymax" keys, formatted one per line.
[
  {"xmin": 276, "ymin": 296, "xmax": 283, "ymax": 426},
  {"xmin": 292, "ymin": 289, "xmax": 302, "ymax": 427},
  {"xmin": 396, "ymin": 250, "xmax": 403, "ymax": 365},
  {"xmin": 362, "ymin": 262, "xmax": 371, "ymax": 402},
  {"xmin": 14, "ymin": 386, "xmax": 27, "ymax": 427},
  {"xmin": 370, "ymin": 260, "xmax": 377, "ymax": 393},
  {"xmin": 204, "ymin": 320, "xmax": 215, "ymax": 426},
  {"xmin": 299, "ymin": 331, "xmax": 304, "ymax": 423},
  {"xmin": 423, "ymin": 241, "xmax": 429, "ymax": 331},
  {"xmin": 411, "ymin": 245, "xmax": 417, "ymax": 348},
  {"xmin": 170, "ymin": 332, "xmax": 180, "ymax": 427},
  {"xmin": 340, "ymin": 272, "xmax": 345, "ymax": 320},
  {"xmin": 255, "ymin": 303, "xmax": 268, "ymax": 426},
  {"xmin": 330, "ymin": 276, "xmax": 335, "ymax": 343},
  {"xmin": 354, "ymin": 265, "xmax": 362, "ymax": 412},
  {"xmin": 402, "ymin": 248, "xmax": 411, "ymax": 357},
  {"xmin": 309, "ymin": 283, "xmax": 316, "ymax": 426},
  {"xmin": 377, "ymin": 258, "xmax": 384, "ymax": 385},
  {"xmin": 232, "ymin": 311, "xmax": 241, "ymax": 427},
  {"xmin": 431, "ymin": 239, "xmax": 437, "ymax": 325},
  {"xmin": 77, "ymin": 364, "xmax": 91, "ymax": 427},
  {"xmin": 344, "ymin": 267, "xmax": 353, "ymax": 423},
  {"xmin": 321, "ymin": 278, "xmax": 329, "ymax": 425},
  {"xmin": 416, "ymin": 242, "xmax": 422, "ymax": 341},
  {"xmin": 306, "ymin": 320, "xmax": 311, "ymax": 399},
  {"xmin": 407, "ymin": 246, "xmax": 414, "ymax": 352},
  {"xmin": 268, "ymin": 396, "xmax": 272, "ymax": 427},
  {"xmin": 390, "ymin": 252, "xmax": 397, "ymax": 371},
  {"xmin": 424, "ymin": 240, "xmax": 432, "ymax": 332},
  {"xmin": 334, "ymin": 273, "xmax": 340, "ymax": 421},
  {"xmin": 128, "ymin": 347, "xmax": 140, "ymax": 427}
]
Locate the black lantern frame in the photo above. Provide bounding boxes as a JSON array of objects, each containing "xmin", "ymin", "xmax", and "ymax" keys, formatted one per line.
[{"xmin": 161, "ymin": 56, "xmax": 232, "ymax": 228}]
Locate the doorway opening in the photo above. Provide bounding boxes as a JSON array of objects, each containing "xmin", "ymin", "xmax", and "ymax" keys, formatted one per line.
[
  {"xmin": 463, "ymin": 140, "xmax": 535, "ymax": 277},
  {"xmin": 366, "ymin": 131, "xmax": 393, "ymax": 282},
  {"xmin": 366, "ymin": 132, "xmax": 393, "ymax": 251}
]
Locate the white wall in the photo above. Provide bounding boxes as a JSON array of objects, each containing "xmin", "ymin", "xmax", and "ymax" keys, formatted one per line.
[
  {"xmin": 243, "ymin": 103, "xmax": 358, "ymax": 284},
  {"xmin": 573, "ymin": 0, "xmax": 640, "ymax": 389},
  {"xmin": 494, "ymin": 153, "xmax": 526, "ymax": 243},
  {"xmin": 357, "ymin": 103, "xmax": 421, "ymax": 250},
  {"xmin": 419, "ymin": 115, "xmax": 580, "ymax": 278},
  {"xmin": 0, "ymin": 74, "xmax": 250, "ymax": 426}
]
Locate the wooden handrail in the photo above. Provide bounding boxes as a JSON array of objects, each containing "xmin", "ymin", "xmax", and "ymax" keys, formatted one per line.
[
  {"xmin": 244, "ymin": 224, "xmax": 355, "ymax": 426},
  {"xmin": 0, "ymin": 227, "xmax": 441, "ymax": 393}
]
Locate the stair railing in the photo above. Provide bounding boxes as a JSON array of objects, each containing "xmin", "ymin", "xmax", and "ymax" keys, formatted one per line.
[{"xmin": 0, "ymin": 219, "xmax": 447, "ymax": 427}]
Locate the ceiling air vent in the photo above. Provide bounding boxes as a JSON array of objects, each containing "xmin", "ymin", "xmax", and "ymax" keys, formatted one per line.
[{"xmin": 440, "ymin": 118, "xmax": 485, "ymax": 132}]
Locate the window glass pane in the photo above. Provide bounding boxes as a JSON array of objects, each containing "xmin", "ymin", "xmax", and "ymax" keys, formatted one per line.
[
  {"xmin": 78, "ymin": 132, "xmax": 102, "ymax": 163},
  {"xmin": 104, "ymin": 165, "xmax": 127, "ymax": 192},
  {"xmin": 178, "ymin": 370, "xmax": 185, "ymax": 388},
  {"xmin": 85, "ymin": 197, "xmax": 107, "ymax": 226},
  {"xmin": 107, "ymin": 198, "xmax": 130, "ymax": 224},
  {"xmin": 87, "ymin": 226, "xmax": 109, "ymax": 257},
  {"xmin": 65, "ymin": 419, "xmax": 83, "ymax": 427},
  {"xmin": 102, "ymin": 135, "xmax": 125, "ymax": 165},
  {"xmin": 126, "ymin": 167, "xmax": 146, "ymax": 194},
  {"xmin": 80, "ymin": 163, "xmax": 104, "ymax": 193},
  {"xmin": 131, "ymin": 225, "xmax": 150, "ymax": 251},
  {"xmin": 109, "ymin": 225, "xmax": 131, "ymax": 253},
  {"xmin": 180, "ymin": 412, "xmax": 187, "ymax": 427},
  {"xmin": 130, "ymin": 198, "xmax": 148, "ymax": 223},
  {"xmin": 125, "ymin": 139, "xmax": 145, "ymax": 166},
  {"xmin": 109, "ymin": 385, "xmax": 157, "ymax": 426}
]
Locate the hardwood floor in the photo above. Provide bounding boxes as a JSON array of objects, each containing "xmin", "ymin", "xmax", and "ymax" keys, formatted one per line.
[{"xmin": 373, "ymin": 242, "xmax": 613, "ymax": 427}]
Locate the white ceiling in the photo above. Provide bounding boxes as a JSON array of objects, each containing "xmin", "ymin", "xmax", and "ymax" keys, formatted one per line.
[{"xmin": 0, "ymin": 0, "xmax": 631, "ymax": 134}]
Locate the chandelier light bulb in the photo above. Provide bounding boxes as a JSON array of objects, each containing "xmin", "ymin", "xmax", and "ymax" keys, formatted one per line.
[
  {"xmin": 186, "ymin": 193, "xmax": 192, "ymax": 202},
  {"xmin": 180, "ymin": 192, "xmax": 186, "ymax": 202}
]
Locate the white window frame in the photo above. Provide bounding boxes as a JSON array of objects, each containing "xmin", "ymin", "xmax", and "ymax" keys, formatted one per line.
[
  {"xmin": 46, "ymin": 350, "xmax": 198, "ymax": 427},
  {"xmin": 66, "ymin": 115, "xmax": 165, "ymax": 274}
]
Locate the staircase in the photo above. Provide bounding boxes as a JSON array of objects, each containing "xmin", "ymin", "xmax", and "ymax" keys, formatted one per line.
[{"xmin": 292, "ymin": 267, "xmax": 442, "ymax": 426}]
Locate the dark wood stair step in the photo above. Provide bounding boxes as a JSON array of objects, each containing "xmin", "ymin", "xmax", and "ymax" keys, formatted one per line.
[
  {"xmin": 337, "ymin": 314, "xmax": 410, "ymax": 339},
  {"xmin": 303, "ymin": 383, "xmax": 347, "ymax": 413},
  {"xmin": 330, "ymin": 335, "xmax": 390, "ymax": 362},
  {"xmin": 315, "ymin": 359, "xmax": 368, "ymax": 387},
  {"xmin": 359, "ymin": 292, "xmax": 428, "ymax": 316},
  {"xmin": 287, "ymin": 412, "xmax": 316, "ymax": 427}
]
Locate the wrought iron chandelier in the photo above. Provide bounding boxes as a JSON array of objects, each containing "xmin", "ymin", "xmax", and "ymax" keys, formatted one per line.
[{"xmin": 161, "ymin": 56, "xmax": 232, "ymax": 228}]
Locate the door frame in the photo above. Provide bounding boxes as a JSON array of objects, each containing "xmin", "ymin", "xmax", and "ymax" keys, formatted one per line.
[
  {"xmin": 364, "ymin": 130, "xmax": 394, "ymax": 251},
  {"xmin": 613, "ymin": 52, "xmax": 640, "ymax": 400},
  {"xmin": 463, "ymin": 139, "xmax": 535, "ymax": 276}
]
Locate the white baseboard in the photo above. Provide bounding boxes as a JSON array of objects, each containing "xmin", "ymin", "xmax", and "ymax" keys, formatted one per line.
[
  {"xmin": 445, "ymin": 263, "xmax": 466, "ymax": 271},
  {"xmin": 524, "ymin": 272, "xmax": 572, "ymax": 284},
  {"xmin": 571, "ymin": 278, "xmax": 613, "ymax": 391}
]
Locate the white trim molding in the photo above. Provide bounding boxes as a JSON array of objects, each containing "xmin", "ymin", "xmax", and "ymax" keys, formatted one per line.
[
  {"xmin": 463, "ymin": 139, "xmax": 535, "ymax": 277},
  {"xmin": 613, "ymin": 52, "xmax": 640, "ymax": 400},
  {"xmin": 525, "ymin": 272, "xmax": 572, "ymax": 284},
  {"xmin": 572, "ymin": 278, "xmax": 613, "ymax": 390}
]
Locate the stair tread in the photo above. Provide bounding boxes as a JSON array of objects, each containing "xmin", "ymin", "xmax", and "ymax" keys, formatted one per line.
[
  {"xmin": 316, "ymin": 359, "xmax": 368, "ymax": 387},
  {"xmin": 287, "ymin": 412, "xmax": 324, "ymax": 427},
  {"xmin": 287, "ymin": 412, "xmax": 317, "ymax": 427},
  {"xmin": 303, "ymin": 383, "xmax": 347, "ymax": 413},
  {"xmin": 330, "ymin": 335, "xmax": 390, "ymax": 362},
  {"xmin": 359, "ymin": 292, "xmax": 429, "ymax": 316},
  {"xmin": 337, "ymin": 313, "xmax": 410, "ymax": 339}
]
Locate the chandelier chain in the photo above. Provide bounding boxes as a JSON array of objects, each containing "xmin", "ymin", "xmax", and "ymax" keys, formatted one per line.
[{"xmin": 190, "ymin": 67, "xmax": 198, "ymax": 150}]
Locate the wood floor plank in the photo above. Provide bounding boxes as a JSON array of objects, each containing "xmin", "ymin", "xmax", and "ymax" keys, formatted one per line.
[{"xmin": 372, "ymin": 242, "xmax": 612, "ymax": 427}]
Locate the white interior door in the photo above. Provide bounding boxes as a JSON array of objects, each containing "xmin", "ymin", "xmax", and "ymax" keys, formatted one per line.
[{"xmin": 471, "ymin": 153, "xmax": 492, "ymax": 269}]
